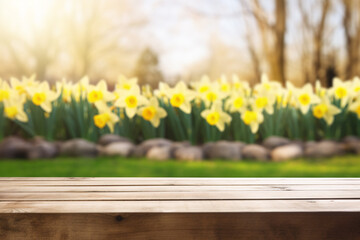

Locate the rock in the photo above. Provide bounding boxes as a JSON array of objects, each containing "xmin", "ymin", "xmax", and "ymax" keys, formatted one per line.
[
  {"xmin": 271, "ymin": 144, "xmax": 303, "ymax": 162},
  {"xmin": 342, "ymin": 136, "xmax": 360, "ymax": 144},
  {"xmin": 98, "ymin": 134, "xmax": 132, "ymax": 146},
  {"xmin": 203, "ymin": 141, "xmax": 245, "ymax": 160},
  {"xmin": 0, "ymin": 136, "xmax": 32, "ymax": 159},
  {"xmin": 60, "ymin": 139, "xmax": 98, "ymax": 157},
  {"xmin": 132, "ymin": 138, "xmax": 173, "ymax": 157},
  {"xmin": 174, "ymin": 146, "xmax": 203, "ymax": 161},
  {"xmin": 100, "ymin": 142, "xmax": 135, "ymax": 157},
  {"xmin": 263, "ymin": 136, "xmax": 291, "ymax": 149},
  {"xmin": 242, "ymin": 144, "xmax": 270, "ymax": 161},
  {"xmin": 304, "ymin": 140, "xmax": 346, "ymax": 158},
  {"xmin": 27, "ymin": 138, "xmax": 59, "ymax": 159},
  {"xmin": 342, "ymin": 136, "xmax": 360, "ymax": 154},
  {"xmin": 146, "ymin": 146, "xmax": 172, "ymax": 161},
  {"xmin": 170, "ymin": 141, "xmax": 191, "ymax": 155}
]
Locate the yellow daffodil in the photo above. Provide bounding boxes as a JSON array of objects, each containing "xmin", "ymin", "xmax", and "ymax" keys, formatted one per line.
[
  {"xmin": 232, "ymin": 74, "xmax": 250, "ymax": 95},
  {"xmin": 312, "ymin": 98, "xmax": 341, "ymax": 125},
  {"xmin": 241, "ymin": 109, "xmax": 264, "ymax": 133},
  {"xmin": 166, "ymin": 81, "xmax": 195, "ymax": 114},
  {"xmin": 138, "ymin": 97, "xmax": 167, "ymax": 127},
  {"xmin": 225, "ymin": 92, "xmax": 247, "ymax": 113},
  {"xmin": 87, "ymin": 80, "xmax": 114, "ymax": 104},
  {"xmin": 27, "ymin": 82, "xmax": 60, "ymax": 113},
  {"xmin": 56, "ymin": 79, "xmax": 74, "ymax": 103},
  {"xmin": 3, "ymin": 93, "xmax": 28, "ymax": 122},
  {"xmin": 114, "ymin": 85, "xmax": 149, "ymax": 118},
  {"xmin": 201, "ymin": 102, "xmax": 231, "ymax": 131},
  {"xmin": 349, "ymin": 98, "xmax": 360, "ymax": 119},
  {"xmin": 217, "ymin": 75, "xmax": 231, "ymax": 93},
  {"xmin": 154, "ymin": 82, "xmax": 170, "ymax": 100},
  {"xmin": 252, "ymin": 95, "xmax": 276, "ymax": 114},
  {"xmin": 191, "ymin": 75, "xmax": 212, "ymax": 95},
  {"xmin": 315, "ymin": 80, "xmax": 327, "ymax": 99},
  {"xmin": 350, "ymin": 77, "xmax": 360, "ymax": 100},
  {"xmin": 10, "ymin": 75, "xmax": 38, "ymax": 96},
  {"xmin": 0, "ymin": 81, "xmax": 11, "ymax": 102},
  {"xmin": 254, "ymin": 73, "xmax": 282, "ymax": 95},
  {"xmin": 93, "ymin": 102, "xmax": 119, "ymax": 132},
  {"xmin": 331, "ymin": 78, "xmax": 351, "ymax": 107},
  {"xmin": 115, "ymin": 75, "xmax": 138, "ymax": 91},
  {"xmin": 295, "ymin": 83, "xmax": 320, "ymax": 114}
]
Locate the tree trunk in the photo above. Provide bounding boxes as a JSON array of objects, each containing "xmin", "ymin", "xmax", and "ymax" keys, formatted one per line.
[{"xmin": 273, "ymin": 0, "xmax": 286, "ymax": 85}]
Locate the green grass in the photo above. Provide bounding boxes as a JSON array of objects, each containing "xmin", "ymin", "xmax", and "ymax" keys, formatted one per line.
[{"xmin": 0, "ymin": 155, "xmax": 360, "ymax": 177}]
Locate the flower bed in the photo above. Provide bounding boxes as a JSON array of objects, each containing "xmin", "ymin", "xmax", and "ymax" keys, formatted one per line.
[{"xmin": 0, "ymin": 74, "xmax": 360, "ymax": 144}]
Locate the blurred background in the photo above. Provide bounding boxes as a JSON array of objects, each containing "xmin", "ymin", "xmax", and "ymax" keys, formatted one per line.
[{"xmin": 0, "ymin": 0, "xmax": 359, "ymax": 87}]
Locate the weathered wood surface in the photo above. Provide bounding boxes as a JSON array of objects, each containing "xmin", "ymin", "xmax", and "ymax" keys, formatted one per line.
[{"xmin": 0, "ymin": 178, "xmax": 359, "ymax": 239}]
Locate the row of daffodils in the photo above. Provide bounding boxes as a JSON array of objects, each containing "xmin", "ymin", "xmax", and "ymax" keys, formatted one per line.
[{"xmin": 0, "ymin": 74, "xmax": 360, "ymax": 144}]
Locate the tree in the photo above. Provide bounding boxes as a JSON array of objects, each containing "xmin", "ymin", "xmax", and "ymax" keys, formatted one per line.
[
  {"xmin": 342, "ymin": 0, "xmax": 360, "ymax": 79},
  {"xmin": 242, "ymin": 0, "xmax": 287, "ymax": 84},
  {"xmin": 298, "ymin": 0, "xmax": 331, "ymax": 85},
  {"xmin": 133, "ymin": 48, "xmax": 164, "ymax": 89}
]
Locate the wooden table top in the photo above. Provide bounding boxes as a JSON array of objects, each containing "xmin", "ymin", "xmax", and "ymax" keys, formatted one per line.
[{"xmin": 0, "ymin": 178, "xmax": 359, "ymax": 213}]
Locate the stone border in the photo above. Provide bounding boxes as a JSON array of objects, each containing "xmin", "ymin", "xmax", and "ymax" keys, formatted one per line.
[{"xmin": 0, "ymin": 135, "xmax": 359, "ymax": 161}]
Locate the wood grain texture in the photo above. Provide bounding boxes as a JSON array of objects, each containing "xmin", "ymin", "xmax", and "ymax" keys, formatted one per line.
[
  {"xmin": 1, "ymin": 184, "xmax": 360, "ymax": 192},
  {"xmin": 1, "ymin": 213, "xmax": 360, "ymax": 240},
  {"xmin": 1, "ymin": 177, "xmax": 359, "ymax": 184},
  {"xmin": 0, "ymin": 178, "xmax": 359, "ymax": 239},
  {"xmin": 1, "ymin": 190, "xmax": 359, "ymax": 201},
  {"xmin": 1, "ymin": 200, "xmax": 360, "ymax": 213}
]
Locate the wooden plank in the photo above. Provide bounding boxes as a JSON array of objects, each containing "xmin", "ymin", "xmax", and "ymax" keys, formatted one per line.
[
  {"xmin": 2, "ymin": 179, "xmax": 360, "ymax": 186},
  {"xmin": 0, "ymin": 177, "xmax": 359, "ymax": 185},
  {"xmin": 1, "ymin": 213, "xmax": 359, "ymax": 240},
  {"xmin": 0, "ymin": 191, "xmax": 359, "ymax": 201},
  {"xmin": 0, "ymin": 184, "xmax": 360, "ymax": 192},
  {"xmin": 0, "ymin": 200, "xmax": 360, "ymax": 213}
]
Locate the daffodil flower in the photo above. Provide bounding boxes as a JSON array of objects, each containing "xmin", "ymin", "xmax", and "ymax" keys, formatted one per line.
[
  {"xmin": 115, "ymin": 75, "xmax": 138, "ymax": 91},
  {"xmin": 0, "ymin": 81, "xmax": 11, "ymax": 102},
  {"xmin": 10, "ymin": 75, "xmax": 38, "ymax": 96},
  {"xmin": 27, "ymin": 82, "xmax": 60, "ymax": 113},
  {"xmin": 331, "ymin": 78, "xmax": 351, "ymax": 107},
  {"xmin": 241, "ymin": 109, "xmax": 264, "ymax": 133},
  {"xmin": 312, "ymin": 98, "xmax": 341, "ymax": 125},
  {"xmin": 191, "ymin": 75, "xmax": 212, "ymax": 95},
  {"xmin": 114, "ymin": 85, "xmax": 149, "ymax": 118},
  {"xmin": 349, "ymin": 98, "xmax": 360, "ymax": 119},
  {"xmin": 295, "ymin": 84, "xmax": 320, "ymax": 114},
  {"xmin": 93, "ymin": 102, "xmax": 119, "ymax": 132},
  {"xmin": 225, "ymin": 92, "xmax": 247, "ymax": 113},
  {"xmin": 232, "ymin": 74, "xmax": 250, "ymax": 93},
  {"xmin": 201, "ymin": 102, "xmax": 231, "ymax": 132},
  {"xmin": 138, "ymin": 97, "xmax": 167, "ymax": 127},
  {"xmin": 254, "ymin": 73, "xmax": 282, "ymax": 95},
  {"xmin": 350, "ymin": 77, "xmax": 360, "ymax": 99},
  {"xmin": 217, "ymin": 75, "xmax": 231, "ymax": 93},
  {"xmin": 87, "ymin": 80, "xmax": 114, "ymax": 104},
  {"xmin": 56, "ymin": 79, "xmax": 74, "ymax": 103},
  {"xmin": 166, "ymin": 81, "xmax": 195, "ymax": 114},
  {"xmin": 252, "ymin": 95, "xmax": 276, "ymax": 115},
  {"xmin": 154, "ymin": 82, "xmax": 170, "ymax": 101},
  {"xmin": 3, "ymin": 93, "xmax": 28, "ymax": 122}
]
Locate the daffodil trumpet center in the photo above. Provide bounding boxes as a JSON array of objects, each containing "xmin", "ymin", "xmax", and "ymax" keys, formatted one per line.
[
  {"xmin": 206, "ymin": 112, "xmax": 220, "ymax": 125},
  {"xmin": 170, "ymin": 93, "xmax": 185, "ymax": 107},
  {"xmin": 32, "ymin": 92, "xmax": 46, "ymax": 105},
  {"xmin": 142, "ymin": 106, "xmax": 156, "ymax": 121}
]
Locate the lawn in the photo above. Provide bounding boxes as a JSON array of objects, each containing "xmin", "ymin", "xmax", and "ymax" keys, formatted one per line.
[{"xmin": 0, "ymin": 155, "xmax": 360, "ymax": 177}]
